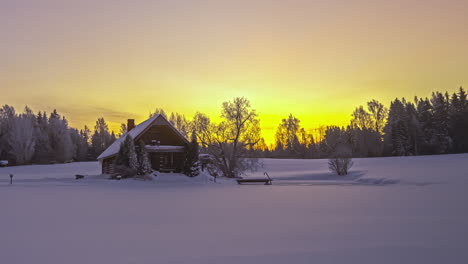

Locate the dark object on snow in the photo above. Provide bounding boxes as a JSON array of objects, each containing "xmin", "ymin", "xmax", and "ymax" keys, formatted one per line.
[
  {"xmin": 237, "ymin": 172, "xmax": 272, "ymax": 185},
  {"xmin": 75, "ymin": 174, "xmax": 85, "ymax": 180},
  {"xmin": 9, "ymin": 174, "xmax": 13, "ymax": 184}
]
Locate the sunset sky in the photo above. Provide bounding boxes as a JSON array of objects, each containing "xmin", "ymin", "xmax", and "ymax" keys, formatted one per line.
[{"xmin": 1, "ymin": 0, "xmax": 467, "ymax": 144}]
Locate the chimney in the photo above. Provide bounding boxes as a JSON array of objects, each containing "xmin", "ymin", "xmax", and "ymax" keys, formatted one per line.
[{"xmin": 127, "ymin": 119, "xmax": 135, "ymax": 132}]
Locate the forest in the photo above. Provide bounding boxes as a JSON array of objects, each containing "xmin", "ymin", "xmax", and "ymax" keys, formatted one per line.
[{"xmin": 0, "ymin": 87, "xmax": 467, "ymax": 166}]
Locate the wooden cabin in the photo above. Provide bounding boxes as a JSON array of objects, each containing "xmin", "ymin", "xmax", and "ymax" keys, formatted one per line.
[{"xmin": 97, "ymin": 115, "xmax": 189, "ymax": 174}]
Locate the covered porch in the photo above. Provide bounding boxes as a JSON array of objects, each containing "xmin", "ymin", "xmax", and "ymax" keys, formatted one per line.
[{"xmin": 145, "ymin": 145, "xmax": 185, "ymax": 173}]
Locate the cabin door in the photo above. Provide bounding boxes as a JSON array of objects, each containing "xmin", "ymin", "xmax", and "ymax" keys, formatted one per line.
[
  {"xmin": 160, "ymin": 152, "xmax": 174, "ymax": 169},
  {"xmin": 150, "ymin": 153, "xmax": 175, "ymax": 171}
]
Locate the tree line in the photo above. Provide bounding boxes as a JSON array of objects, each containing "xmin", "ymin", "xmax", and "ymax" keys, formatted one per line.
[
  {"xmin": 1, "ymin": 87, "xmax": 467, "ymax": 168},
  {"xmin": 0, "ymin": 106, "xmax": 117, "ymax": 165},
  {"xmin": 257, "ymin": 87, "xmax": 468, "ymax": 158}
]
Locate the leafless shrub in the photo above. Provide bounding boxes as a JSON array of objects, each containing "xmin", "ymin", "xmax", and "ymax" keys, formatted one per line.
[
  {"xmin": 328, "ymin": 145, "xmax": 353, "ymax": 176},
  {"xmin": 328, "ymin": 157, "xmax": 353, "ymax": 175}
]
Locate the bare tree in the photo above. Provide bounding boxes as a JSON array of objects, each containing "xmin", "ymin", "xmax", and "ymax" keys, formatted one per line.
[
  {"xmin": 367, "ymin": 99, "xmax": 388, "ymax": 134},
  {"xmin": 351, "ymin": 106, "xmax": 372, "ymax": 130},
  {"xmin": 193, "ymin": 97, "xmax": 261, "ymax": 178},
  {"xmin": 169, "ymin": 112, "xmax": 190, "ymax": 138}
]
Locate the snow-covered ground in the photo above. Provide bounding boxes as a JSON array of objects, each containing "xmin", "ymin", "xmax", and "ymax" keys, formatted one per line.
[{"xmin": 1, "ymin": 154, "xmax": 468, "ymax": 264}]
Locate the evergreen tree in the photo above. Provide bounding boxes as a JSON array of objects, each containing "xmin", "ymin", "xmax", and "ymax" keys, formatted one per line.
[
  {"xmin": 0, "ymin": 105, "xmax": 16, "ymax": 162},
  {"xmin": 115, "ymin": 135, "xmax": 138, "ymax": 177},
  {"xmin": 137, "ymin": 140, "xmax": 152, "ymax": 175},
  {"xmin": 48, "ymin": 110, "xmax": 73, "ymax": 162},
  {"xmin": 449, "ymin": 87, "xmax": 468, "ymax": 153},
  {"xmin": 115, "ymin": 138, "xmax": 130, "ymax": 167},
  {"xmin": 431, "ymin": 92, "xmax": 452, "ymax": 153},
  {"xmin": 32, "ymin": 112, "xmax": 53, "ymax": 163},
  {"xmin": 416, "ymin": 97, "xmax": 437, "ymax": 154},
  {"xmin": 384, "ymin": 98, "xmax": 409, "ymax": 156},
  {"xmin": 91, "ymin": 117, "xmax": 114, "ymax": 158},
  {"xmin": 274, "ymin": 114, "xmax": 311, "ymax": 158},
  {"xmin": 127, "ymin": 136, "xmax": 139, "ymax": 171},
  {"xmin": 183, "ymin": 134, "xmax": 200, "ymax": 177}
]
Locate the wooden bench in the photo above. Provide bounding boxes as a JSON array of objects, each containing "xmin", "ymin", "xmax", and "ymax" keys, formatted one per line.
[{"xmin": 237, "ymin": 172, "xmax": 272, "ymax": 185}]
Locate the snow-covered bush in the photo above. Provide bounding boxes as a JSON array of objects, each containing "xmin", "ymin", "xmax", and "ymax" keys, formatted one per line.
[
  {"xmin": 114, "ymin": 135, "xmax": 139, "ymax": 178},
  {"xmin": 137, "ymin": 140, "xmax": 153, "ymax": 176},
  {"xmin": 328, "ymin": 145, "xmax": 353, "ymax": 176}
]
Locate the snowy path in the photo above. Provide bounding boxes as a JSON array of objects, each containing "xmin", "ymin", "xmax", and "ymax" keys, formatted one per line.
[{"xmin": 1, "ymin": 154, "xmax": 468, "ymax": 264}]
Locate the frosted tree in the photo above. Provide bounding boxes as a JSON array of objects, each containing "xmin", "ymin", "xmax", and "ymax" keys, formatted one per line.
[
  {"xmin": 169, "ymin": 112, "xmax": 190, "ymax": 138},
  {"xmin": 149, "ymin": 108, "xmax": 167, "ymax": 118},
  {"xmin": 192, "ymin": 97, "xmax": 261, "ymax": 178},
  {"xmin": 8, "ymin": 107, "xmax": 36, "ymax": 164},
  {"xmin": 137, "ymin": 140, "xmax": 152, "ymax": 175},
  {"xmin": 70, "ymin": 127, "xmax": 90, "ymax": 161},
  {"xmin": 91, "ymin": 117, "xmax": 114, "ymax": 157},
  {"xmin": 48, "ymin": 110, "xmax": 73, "ymax": 162},
  {"xmin": 114, "ymin": 135, "xmax": 138, "ymax": 177},
  {"xmin": 0, "ymin": 105, "xmax": 16, "ymax": 161},
  {"xmin": 32, "ymin": 112, "xmax": 53, "ymax": 163},
  {"xmin": 127, "ymin": 137, "xmax": 139, "ymax": 171}
]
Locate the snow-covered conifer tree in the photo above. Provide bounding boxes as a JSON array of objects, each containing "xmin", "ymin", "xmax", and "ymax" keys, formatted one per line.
[
  {"xmin": 137, "ymin": 140, "xmax": 152, "ymax": 175},
  {"xmin": 8, "ymin": 107, "xmax": 36, "ymax": 164},
  {"xmin": 127, "ymin": 136, "xmax": 139, "ymax": 171},
  {"xmin": 183, "ymin": 134, "xmax": 200, "ymax": 177}
]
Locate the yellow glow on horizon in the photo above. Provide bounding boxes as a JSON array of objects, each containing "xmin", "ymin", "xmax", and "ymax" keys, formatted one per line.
[{"xmin": 1, "ymin": 1, "xmax": 467, "ymax": 145}]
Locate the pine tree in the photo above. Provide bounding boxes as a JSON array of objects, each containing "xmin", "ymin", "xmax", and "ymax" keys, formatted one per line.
[
  {"xmin": 183, "ymin": 134, "xmax": 200, "ymax": 177},
  {"xmin": 384, "ymin": 98, "xmax": 409, "ymax": 156},
  {"xmin": 449, "ymin": 87, "xmax": 468, "ymax": 153},
  {"xmin": 431, "ymin": 92, "xmax": 452, "ymax": 153},
  {"xmin": 48, "ymin": 110, "xmax": 73, "ymax": 163},
  {"xmin": 91, "ymin": 117, "xmax": 114, "ymax": 158},
  {"xmin": 137, "ymin": 140, "xmax": 152, "ymax": 175},
  {"xmin": 127, "ymin": 137, "xmax": 139, "ymax": 172},
  {"xmin": 115, "ymin": 135, "xmax": 138, "ymax": 177},
  {"xmin": 115, "ymin": 139, "xmax": 130, "ymax": 167}
]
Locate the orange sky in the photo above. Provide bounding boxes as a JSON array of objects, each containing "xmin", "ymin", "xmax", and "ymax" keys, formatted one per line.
[{"xmin": 1, "ymin": 0, "xmax": 467, "ymax": 144}]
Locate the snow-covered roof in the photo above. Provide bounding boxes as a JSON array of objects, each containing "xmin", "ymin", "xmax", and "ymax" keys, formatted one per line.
[{"xmin": 97, "ymin": 114, "xmax": 188, "ymax": 160}]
